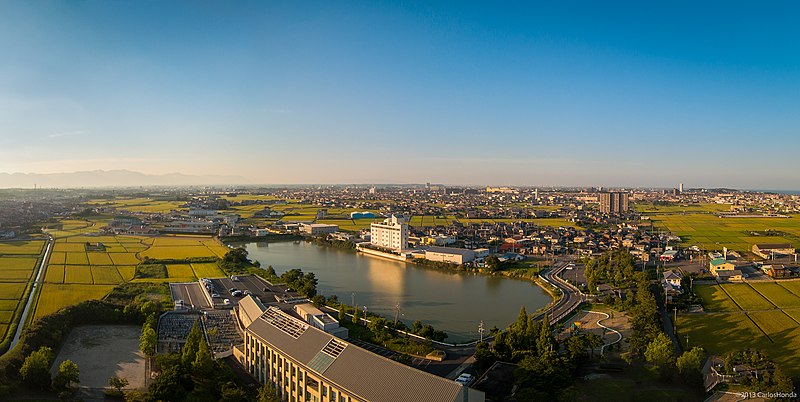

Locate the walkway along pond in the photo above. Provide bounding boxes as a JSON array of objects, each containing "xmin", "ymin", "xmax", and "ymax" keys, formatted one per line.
[{"xmin": 232, "ymin": 241, "xmax": 551, "ymax": 342}]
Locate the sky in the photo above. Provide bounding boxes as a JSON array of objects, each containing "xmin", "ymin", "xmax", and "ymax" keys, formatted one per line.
[{"xmin": 0, "ymin": 1, "xmax": 798, "ymax": 188}]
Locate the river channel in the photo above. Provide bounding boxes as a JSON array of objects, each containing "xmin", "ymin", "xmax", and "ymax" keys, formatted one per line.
[{"xmin": 232, "ymin": 241, "xmax": 551, "ymax": 342}]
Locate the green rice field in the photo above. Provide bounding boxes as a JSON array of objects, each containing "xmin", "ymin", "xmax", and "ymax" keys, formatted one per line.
[{"xmin": 681, "ymin": 282, "xmax": 800, "ymax": 375}]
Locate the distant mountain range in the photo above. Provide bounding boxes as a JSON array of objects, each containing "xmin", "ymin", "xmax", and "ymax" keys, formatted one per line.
[{"xmin": 0, "ymin": 170, "xmax": 250, "ymax": 188}]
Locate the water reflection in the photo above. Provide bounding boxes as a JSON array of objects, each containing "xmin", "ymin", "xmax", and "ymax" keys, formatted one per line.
[{"xmin": 234, "ymin": 241, "xmax": 551, "ymax": 342}]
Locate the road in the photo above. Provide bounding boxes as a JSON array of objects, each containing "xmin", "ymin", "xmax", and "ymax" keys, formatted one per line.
[
  {"xmin": 537, "ymin": 261, "xmax": 584, "ymax": 323},
  {"xmin": 4, "ymin": 235, "xmax": 53, "ymax": 356}
]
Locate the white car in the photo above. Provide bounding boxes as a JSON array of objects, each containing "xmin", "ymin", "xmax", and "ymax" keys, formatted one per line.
[
  {"xmin": 223, "ymin": 298, "xmax": 231, "ymax": 305},
  {"xmin": 455, "ymin": 373, "xmax": 473, "ymax": 385}
]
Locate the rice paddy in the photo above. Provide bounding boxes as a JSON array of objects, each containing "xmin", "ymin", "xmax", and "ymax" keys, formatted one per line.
[
  {"xmin": 0, "ymin": 240, "xmax": 45, "ymax": 346},
  {"xmin": 680, "ymin": 282, "xmax": 800, "ymax": 375},
  {"xmin": 32, "ymin": 216, "xmax": 232, "ymax": 322}
]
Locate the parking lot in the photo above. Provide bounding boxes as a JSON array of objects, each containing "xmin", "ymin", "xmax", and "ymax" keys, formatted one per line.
[
  {"xmin": 170, "ymin": 282, "xmax": 212, "ymax": 309},
  {"xmin": 205, "ymin": 275, "xmax": 293, "ymax": 308}
]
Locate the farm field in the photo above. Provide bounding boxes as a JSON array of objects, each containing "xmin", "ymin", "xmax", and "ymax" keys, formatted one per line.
[
  {"xmin": 779, "ymin": 281, "xmax": 800, "ymax": 297},
  {"xmin": 748, "ymin": 282, "xmax": 800, "ymax": 308},
  {"xmin": 0, "ymin": 240, "xmax": 45, "ymax": 345},
  {"xmin": 33, "ymin": 217, "xmax": 232, "ymax": 321},
  {"xmin": 190, "ymin": 263, "xmax": 224, "ymax": 278},
  {"xmin": 86, "ymin": 197, "xmax": 186, "ymax": 213},
  {"xmin": 694, "ymin": 284, "xmax": 739, "ymax": 312},
  {"xmin": 682, "ymin": 282, "xmax": 800, "ymax": 376},
  {"xmin": 166, "ymin": 264, "xmax": 196, "ymax": 281},
  {"xmin": 720, "ymin": 283, "xmax": 775, "ymax": 310},
  {"xmin": 645, "ymin": 211, "xmax": 800, "ymax": 253},
  {"xmin": 33, "ymin": 284, "xmax": 117, "ymax": 319}
]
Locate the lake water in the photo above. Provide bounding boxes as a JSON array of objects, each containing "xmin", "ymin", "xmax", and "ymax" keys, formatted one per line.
[{"xmin": 232, "ymin": 241, "xmax": 551, "ymax": 342}]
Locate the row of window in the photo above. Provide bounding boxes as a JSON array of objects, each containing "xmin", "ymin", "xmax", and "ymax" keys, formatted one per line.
[{"xmin": 246, "ymin": 333, "xmax": 357, "ymax": 402}]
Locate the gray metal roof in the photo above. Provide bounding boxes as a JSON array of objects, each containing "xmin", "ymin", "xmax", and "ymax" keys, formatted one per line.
[{"xmin": 246, "ymin": 307, "xmax": 475, "ymax": 402}]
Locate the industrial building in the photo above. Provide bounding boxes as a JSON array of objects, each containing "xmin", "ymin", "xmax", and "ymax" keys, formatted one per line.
[
  {"xmin": 422, "ymin": 246, "xmax": 476, "ymax": 264},
  {"xmin": 300, "ymin": 223, "xmax": 340, "ymax": 235}
]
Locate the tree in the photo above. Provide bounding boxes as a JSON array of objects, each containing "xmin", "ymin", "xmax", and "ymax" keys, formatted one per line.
[
  {"xmin": 147, "ymin": 366, "xmax": 187, "ymax": 402},
  {"xmin": 19, "ymin": 346, "xmax": 54, "ymax": 389},
  {"xmin": 182, "ymin": 321, "xmax": 203, "ymax": 367},
  {"xmin": 352, "ymin": 306, "xmax": 361, "ymax": 324},
  {"xmin": 485, "ymin": 256, "xmax": 501, "ymax": 272},
  {"xmin": 676, "ymin": 347, "xmax": 705, "ymax": 374},
  {"xmin": 53, "ymin": 360, "xmax": 80, "ymax": 390},
  {"xmin": 566, "ymin": 334, "xmax": 589, "ymax": 360},
  {"xmin": 676, "ymin": 347, "xmax": 706, "ymax": 386},
  {"xmin": 645, "ymin": 333, "xmax": 675, "ymax": 376},
  {"xmin": 192, "ymin": 340, "xmax": 214, "ymax": 376},
  {"xmin": 220, "ymin": 381, "xmax": 249, "ymax": 402},
  {"xmin": 124, "ymin": 389, "xmax": 145, "ymax": 402},
  {"xmin": 585, "ymin": 333, "xmax": 604, "ymax": 359},
  {"xmin": 258, "ymin": 382, "xmax": 281, "ymax": 402},
  {"xmin": 338, "ymin": 304, "xmax": 347, "ymax": 321},
  {"xmin": 140, "ymin": 325, "xmax": 157, "ymax": 357},
  {"xmin": 266, "ymin": 265, "xmax": 277, "ymax": 277},
  {"xmin": 109, "ymin": 377, "xmax": 129, "ymax": 393}
]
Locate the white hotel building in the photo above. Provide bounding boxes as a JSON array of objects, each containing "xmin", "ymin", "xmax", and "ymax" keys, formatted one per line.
[{"xmin": 369, "ymin": 215, "xmax": 408, "ymax": 252}]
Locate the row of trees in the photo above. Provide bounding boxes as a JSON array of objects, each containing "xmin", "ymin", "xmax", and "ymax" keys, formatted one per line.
[
  {"xmin": 584, "ymin": 250, "xmax": 637, "ymax": 292},
  {"xmin": 18, "ymin": 346, "xmax": 79, "ymax": 394},
  {"xmin": 474, "ymin": 307, "xmax": 604, "ymax": 399},
  {"xmin": 142, "ymin": 321, "xmax": 247, "ymax": 402}
]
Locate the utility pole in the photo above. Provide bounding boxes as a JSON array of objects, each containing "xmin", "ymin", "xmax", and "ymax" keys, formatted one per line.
[
  {"xmin": 673, "ymin": 306, "xmax": 678, "ymax": 333},
  {"xmin": 351, "ymin": 293, "xmax": 355, "ymax": 310},
  {"xmin": 685, "ymin": 334, "xmax": 689, "ymax": 349},
  {"xmin": 393, "ymin": 303, "xmax": 402, "ymax": 326},
  {"xmin": 478, "ymin": 321, "xmax": 485, "ymax": 343}
]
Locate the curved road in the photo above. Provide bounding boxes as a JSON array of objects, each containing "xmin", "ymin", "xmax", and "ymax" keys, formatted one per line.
[{"xmin": 537, "ymin": 261, "xmax": 584, "ymax": 323}]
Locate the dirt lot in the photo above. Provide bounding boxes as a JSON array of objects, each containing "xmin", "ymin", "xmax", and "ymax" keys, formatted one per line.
[
  {"xmin": 51, "ymin": 325, "xmax": 146, "ymax": 391},
  {"xmin": 561, "ymin": 309, "xmax": 632, "ymax": 354}
]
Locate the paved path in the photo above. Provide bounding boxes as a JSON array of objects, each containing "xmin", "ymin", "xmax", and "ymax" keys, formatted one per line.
[{"xmin": 582, "ymin": 310, "xmax": 623, "ymax": 355}]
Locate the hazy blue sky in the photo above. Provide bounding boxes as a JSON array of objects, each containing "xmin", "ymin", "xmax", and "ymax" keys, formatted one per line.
[{"xmin": 1, "ymin": 1, "xmax": 798, "ymax": 188}]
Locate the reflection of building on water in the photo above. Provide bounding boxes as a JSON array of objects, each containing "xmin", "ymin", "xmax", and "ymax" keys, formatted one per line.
[{"xmin": 364, "ymin": 259, "xmax": 405, "ymax": 297}]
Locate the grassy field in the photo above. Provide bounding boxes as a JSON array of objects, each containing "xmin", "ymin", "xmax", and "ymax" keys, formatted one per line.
[{"xmin": 682, "ymin": 282, "xmax": 800, "ymax": 375}]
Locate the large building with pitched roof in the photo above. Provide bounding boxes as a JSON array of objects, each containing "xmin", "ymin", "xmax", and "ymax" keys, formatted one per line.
[{"xmin": 237, "ymin": 296, "xmax": 484, "ymax": 402}]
